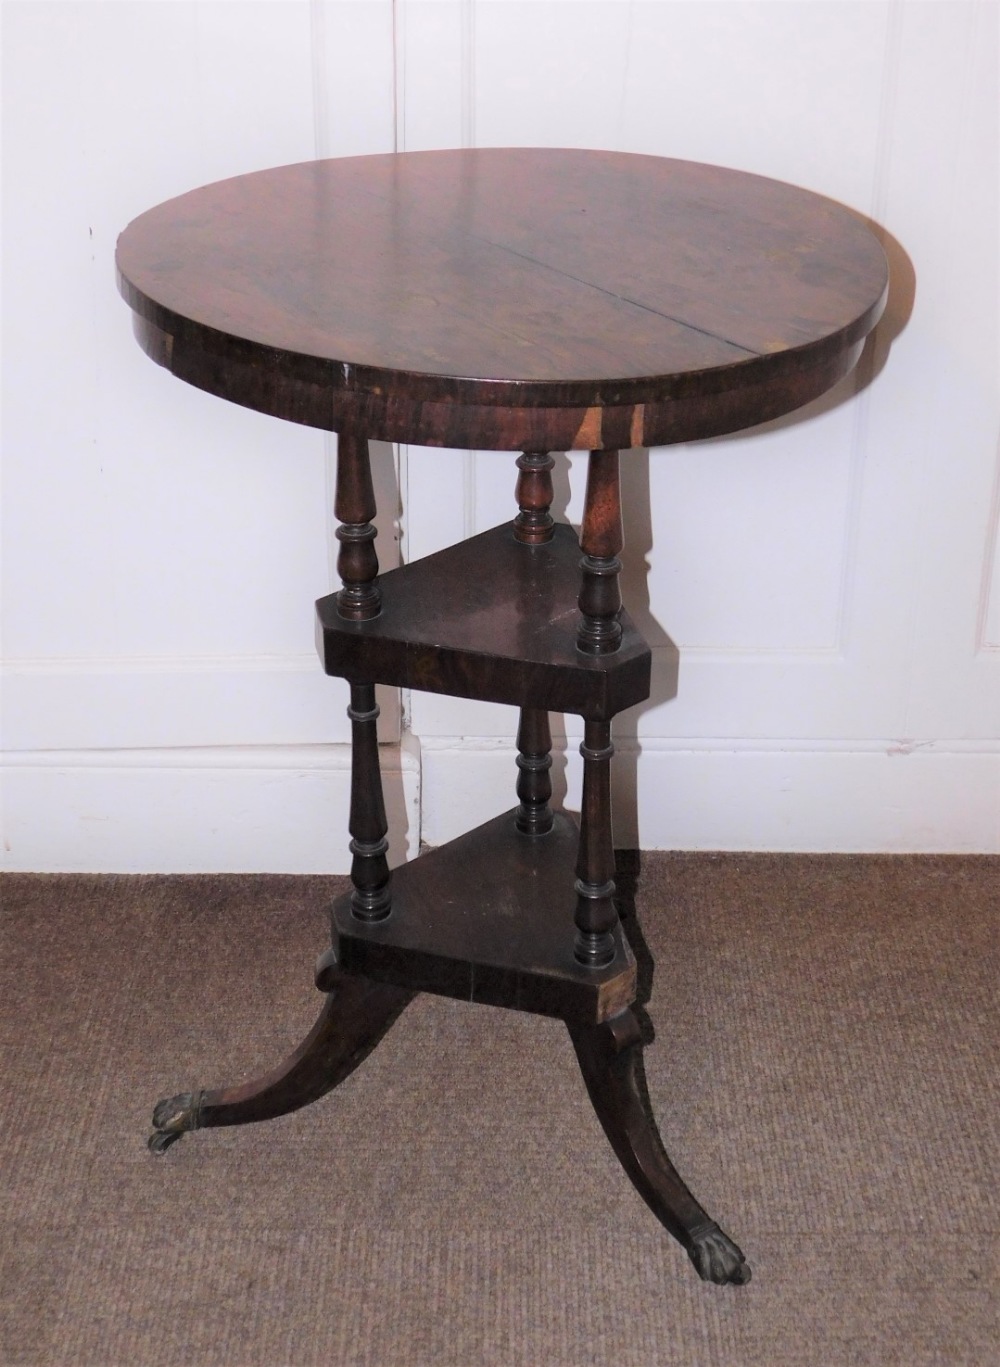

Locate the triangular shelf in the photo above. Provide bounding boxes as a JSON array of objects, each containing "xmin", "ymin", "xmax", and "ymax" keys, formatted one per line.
[
  {"xmin": 332, "ymin": 808, "xmax": 636, "ymax": 1025},
  {"xmin": 316, "ymin": 522, "xmax": 651, "ymax": 720}
]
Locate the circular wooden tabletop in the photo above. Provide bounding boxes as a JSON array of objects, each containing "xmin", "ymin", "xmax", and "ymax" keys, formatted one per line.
[{"xmin": 116, "ymin": 148, "xmax": 888, "ymax": 450}]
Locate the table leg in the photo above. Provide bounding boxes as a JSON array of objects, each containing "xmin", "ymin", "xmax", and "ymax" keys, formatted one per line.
[
  {"xmin": 513, "ymin": 449, "xmax": 555, "ymax": 545},
  {"xmin": 335, "ymin": 427, "xmax": 381, "ymax": 621},
  {"xmin": 347, "ymin": 681, "xmax": 391, "ymax": 922},
  {"xmin": 568, "ymin": 1007, "xmax": 751, "ymax": 1285},
  {"xmin": 515, "ymin": 707, "xmax": 554, "ymax": 835},
  {"xmin": 577, "ymin": 448, "xmax": 623, "ymax": 654},
  {"xmin": 148, "ymin": 964, "xmax": 412, "ymax": 1153},
  {"xmin": 573, "ymin": 720, "xmax": 618, "ymax": 967}
]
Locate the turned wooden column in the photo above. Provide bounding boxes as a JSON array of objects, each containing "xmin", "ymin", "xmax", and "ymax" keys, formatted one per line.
[
  {"xmin": 347, "ymin": 682, "xmax": 391, "ymax": 921},
  {"xmin": 335, "ymin": 428, "xmax": 381, "ymax": 620},
  {"xmin": 513, "ymin": 450, "xmax": 555, "ymax": 545},
  {"xmin": 513, "ymin": 452, "xmax": 556, "ymax": 836},
  {"xmin": 577, "ymin": 449, "xmax": 623, "ymax": 654},
  {"xmin": 515, "ymin": 708, "xmax": 554, "ymax": 835},
  {"xmin": 573, "ymin": 719, "xmax": 618, "ymax": 967}
]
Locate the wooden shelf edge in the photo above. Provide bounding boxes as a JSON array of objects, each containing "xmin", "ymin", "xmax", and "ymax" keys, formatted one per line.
[{"xmin": 331, "ymin": 809, "xmax": 637, "ymax": 1025}]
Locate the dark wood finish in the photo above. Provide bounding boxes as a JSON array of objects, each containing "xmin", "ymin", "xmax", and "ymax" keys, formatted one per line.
[
  {"xmin": 577, "ymin": 449, "xmax": 624, "ymax": 655},
  {"xmin": 129, "ymin": 310, "xmax": 868, "ymax": 450},
  {"xmin": 334, "ymin": 428, "xmax": 381, "ymax": 620},
  {"xmin": 573, "ymin": 721, "xmax": 618, "ymax": 966},
  {"xmin": 347, "ymin": 682, "xmax": 391, "ymax": 921},
  {"xmin": 123, "ymin": 148, "xmax": 892, "ymax": 1286},
  {"xmin": 117, "ymin": 149, "xmax": 887, "ymax": 451},
  {"xmin": 316, "ymin": 522, "xmax": 651, "ymax": 722},
  {"xmin": 147, "ymin": 968, "xmax": 412, "ymax": 1153},
  {"xmin": 515, "ymin": 707, "xmax": 554, "ymax": 835},
  {"xmin": 513, "ymin": 451, "xmax": 555, "ymax": 545},
  {"xmin": 332, "ymin": 809, "xmax": 635, "ymax": 1025},
  {"xmin": 568, "ymin": 1008, "xmax": 751, "ymax": 1285}
]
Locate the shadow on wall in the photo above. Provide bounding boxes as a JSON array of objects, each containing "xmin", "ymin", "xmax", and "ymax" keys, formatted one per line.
[
  {"xmin": 552, "ymin": 220, "xmax": 915, "ymax": 852},
  {"xmin": 543, "ymin": 447, "xmax": 678, "ymax": 846},
  {"xmin": 694, "ymin": 216, "xmax": 915, "ymax": 448}
]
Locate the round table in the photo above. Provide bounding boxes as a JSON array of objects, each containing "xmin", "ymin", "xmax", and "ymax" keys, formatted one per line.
[{"xmin": 117, "ymin": 148, "xmax": 888, "ymax": 1286}]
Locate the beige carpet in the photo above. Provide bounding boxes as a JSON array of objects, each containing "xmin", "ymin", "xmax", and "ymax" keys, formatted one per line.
[{"xmin": 1, "ymin": 855, "xmax": 997, "ymax": 1366}]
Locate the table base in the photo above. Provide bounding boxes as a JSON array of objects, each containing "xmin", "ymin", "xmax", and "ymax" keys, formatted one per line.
[{"xmin": 146, "ymin": 853, "xmax": 750, "ymax": 1287}]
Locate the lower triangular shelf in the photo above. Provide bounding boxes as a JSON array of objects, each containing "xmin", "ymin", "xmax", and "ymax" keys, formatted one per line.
[{"xmin": 332, "ymin": 809, "xmax": 636, "ymax": 1025}]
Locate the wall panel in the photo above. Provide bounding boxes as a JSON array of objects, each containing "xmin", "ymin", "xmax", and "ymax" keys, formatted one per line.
[
  {"xmin": 3, "ymin": 1, "xmax": 996, "ymax": 865},
  {"xmin": 1, "ymin": 1, "xmax": 409, "ymax": 870}
]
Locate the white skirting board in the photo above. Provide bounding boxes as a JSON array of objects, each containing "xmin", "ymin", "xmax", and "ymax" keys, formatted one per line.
[
  {"xmin": 1, "ymin": 741, "xmax": 420, "ymax": 874},
  {"xmin": 418, "ymin": 737, "xmax": 1000, "ymax": 855},
  {"xmin": 3, "ymin": 735, "xmax": 997, "ymax": 871}
]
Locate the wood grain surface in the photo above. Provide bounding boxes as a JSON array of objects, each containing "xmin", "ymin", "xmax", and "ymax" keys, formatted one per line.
[{"xmin": 116, "ymin": 148, "xmax": 888, "ymax": 448}]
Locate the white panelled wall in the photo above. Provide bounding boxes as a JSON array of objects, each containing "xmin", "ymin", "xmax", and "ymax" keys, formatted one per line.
[{"xmin": 2, "ymin": 1, "xmax": 997, "ymax": 871}]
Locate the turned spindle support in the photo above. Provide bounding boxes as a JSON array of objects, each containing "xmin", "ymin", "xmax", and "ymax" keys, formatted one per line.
[
  {"xmin": 513, "ymin": 450, "xmax": 555, "ymax": 545},
  {"xmin": 335, "ymin": 428, "xmax": 382, "ymax": 621},
  {"xmin": 515, "ymin": 707, "xmax": 554, "ymax": 835},
  {"xmin": 573, "ymin": 719, "xmax": 618, "ymax": 967},
  {"xmin": 578, "ymin": 448, "xmax": 623, "ymax": 654},
  {"xmin": 347, "ymin": 682, "xmax": 391, "ymax": 921}
]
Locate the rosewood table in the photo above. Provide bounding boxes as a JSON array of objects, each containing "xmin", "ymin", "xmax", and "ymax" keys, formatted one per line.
[{"xmin": 116, "ymin": 148, "xmax": 888, "ymax": 1286}]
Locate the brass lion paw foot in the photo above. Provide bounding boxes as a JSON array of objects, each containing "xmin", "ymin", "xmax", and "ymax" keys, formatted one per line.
[
  {"xmin": 148, "ymin": 1091, "xmax": 204, "ymax": 1154},
  {"xmin": 687, "ymin": 1222, "xmax": 751, "ymax": 1285}
]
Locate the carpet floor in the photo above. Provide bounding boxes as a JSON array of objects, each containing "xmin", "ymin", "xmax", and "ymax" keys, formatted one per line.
[{"xmin": 1, "ymin": 854, "xmax": 997, "ymax": 1366}]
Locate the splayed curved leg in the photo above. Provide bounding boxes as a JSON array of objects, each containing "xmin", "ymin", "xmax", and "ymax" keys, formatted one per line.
[
  {"xmin": 567, "ymin": 1007, "xmax": 750, "ymax": 1286},
  {"xmin": 149, "ymin": 963, "xmax": 413, "ymax": 1153}
]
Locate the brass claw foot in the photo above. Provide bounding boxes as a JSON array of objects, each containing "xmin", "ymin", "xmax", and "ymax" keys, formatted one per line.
[
  {"xmin": 148, "ymin": 1090, "xmax": 204, "ymax": 1154},
  {"xmin": 687, "ymin": 1222, "xmax": 752, "ymax": 1285},
  {"xmin": 144, "ymin": 973, "xmax": 412, "ymax": 1152},
  {"xmin": 568, "ymin": 1008, "xmax": 751, "ymax": 1285}
]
